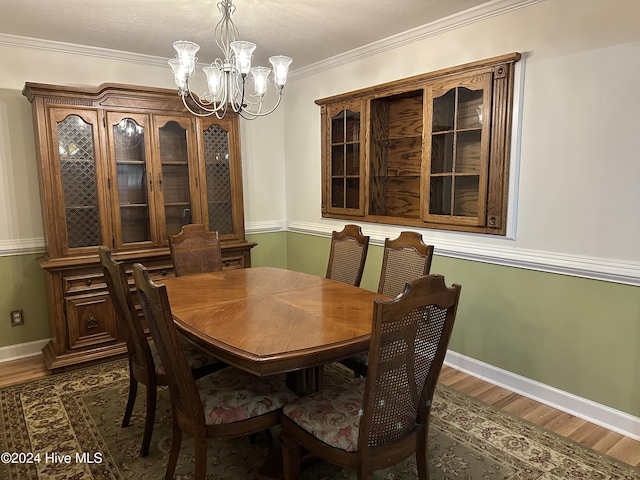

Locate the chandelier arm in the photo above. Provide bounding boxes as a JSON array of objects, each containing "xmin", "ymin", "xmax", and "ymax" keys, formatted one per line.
[
  {"xmin": 181, "ymin": 91, "xmax": 226, "ymax": 117},
  {"xmin": 238, "ymin": 91, "xmax": 284, "ymax": 119}
]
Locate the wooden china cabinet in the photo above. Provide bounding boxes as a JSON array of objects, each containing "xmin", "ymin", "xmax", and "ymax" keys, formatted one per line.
[
  {"xmin": 318, "ymin": 52, "xmax": 520, "ymax": 235},
  {"xmin": 23, "ymin": 82, "xmax": 255, "ymax": 372}
]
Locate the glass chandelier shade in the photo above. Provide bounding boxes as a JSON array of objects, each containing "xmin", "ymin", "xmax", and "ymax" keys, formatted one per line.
[{"xmin": 168, "ymin": 0, "xmax": 292, "ymax": 119}]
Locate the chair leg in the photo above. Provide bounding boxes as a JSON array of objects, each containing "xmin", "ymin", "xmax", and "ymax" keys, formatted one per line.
[
  {"xmin": 139, "ymin": 383, "xmax": 157, "ymax": 457},
  {"xmin": 165, "ymin": 414, "xmax": 182, "ymax": 480},
  {"xmin": 280, "ymin": 430, "xmax": 301, "ymax": 480},
  {"xmin": 193, "ymin": 435, "xmax": 208, "ymax": 480},
  {"xmin": 121, "ymin": 368, "xmax": 138, "ymax": 428},
  {"xmin": 416, "ymin": 428, "xmax": 429, "ymax": 480}
]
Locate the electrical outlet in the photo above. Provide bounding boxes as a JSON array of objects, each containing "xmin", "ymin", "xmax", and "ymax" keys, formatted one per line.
[{"xmin": 10, "ymin": 310, "xmax": 24, "ymax": 326}]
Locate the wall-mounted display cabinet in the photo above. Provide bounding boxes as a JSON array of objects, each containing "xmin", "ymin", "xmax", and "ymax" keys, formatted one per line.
[
  {"xmin": 317, "ymin": 52, "xmax": 520, "ymax": 235},
  {"xmin": 23, "ymin": 82, "xmax": 254, "ymax": 371}
]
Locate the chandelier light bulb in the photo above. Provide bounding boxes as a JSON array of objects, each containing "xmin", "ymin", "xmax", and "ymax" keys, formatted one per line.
[
  {"xmin": 250, "ymin": 67, "xmax": 271, "ymax": 97},
  {"xmin": 230, "ymin": 41, "xmax": 256, "ymax": 76},
  {"xmin": 269, "ymin": 56, "xmax": 293, "ymax": 90}
]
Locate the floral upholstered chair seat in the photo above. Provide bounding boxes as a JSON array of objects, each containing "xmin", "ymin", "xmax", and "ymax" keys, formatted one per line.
[
  {"xmin": 151, "ymin": 337, "xmax": 218, "ymax": 375},
  {"xmin": 197, "ymin": 368, "xmax": 298, "ymax": 424},
  {"xmin": 283, "ymin": 378, "xmax": 366, "ymax": 452}
]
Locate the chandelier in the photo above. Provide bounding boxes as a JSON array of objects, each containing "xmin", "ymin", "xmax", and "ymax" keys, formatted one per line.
[{"xmin": 168, "ymin": 0, "xmax": 292, "ymax": 120}]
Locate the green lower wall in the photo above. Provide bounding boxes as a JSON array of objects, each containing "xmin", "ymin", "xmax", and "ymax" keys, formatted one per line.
[
  {"xmin": 0, "ymin": 253, "xmax": 49, "ymax": 347},
  {"xmin": 246, "ymin": 232, "xmax": 288, "ymax": 268},
  {"xmin": 2, "ymin": 231, "xmax": 639, "ymax": 419},
  {"xmin": 284, "ymin": 231, "xmax": 640, "ymax": 418}
]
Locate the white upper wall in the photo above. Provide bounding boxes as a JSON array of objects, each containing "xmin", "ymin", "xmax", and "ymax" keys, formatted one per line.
[{"xmin": 281, "ymin": 0, "xmax": 640, "ymax": 273}]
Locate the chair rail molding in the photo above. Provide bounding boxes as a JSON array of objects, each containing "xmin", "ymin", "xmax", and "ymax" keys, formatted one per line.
[
  {"xmin": 0, "ymin": 238, "xmax": 45, "ymax": 257},
  {"xmin": 287, "ymin": 221, "xmax": 640, "ymax": 287},
  {"xmin": 245, "ymin": 220, "xmax": 286, "ymax": 234}
]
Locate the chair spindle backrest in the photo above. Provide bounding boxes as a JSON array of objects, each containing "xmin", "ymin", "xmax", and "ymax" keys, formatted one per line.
[
  {"xmin": 326, "ymin": 224, "xmax": 370, "ymax": 287},
  {"xmin": 377, "ymin": 231, "xmax": 434, "ymax": 298},
  {"xmin": 360, "ymin": 275, "xmax": 461, "ymax": 450},
  {"xmin": 169, "ymin": 224, "xmax": 223, "ymax": 277}
]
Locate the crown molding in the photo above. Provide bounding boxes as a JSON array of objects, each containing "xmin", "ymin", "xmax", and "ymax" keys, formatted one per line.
[
  {"xmin": 0, "ymin": 33, "xmax": 167, "ymax": 67},
  {"xmin": 1, "ymin": 1, "xmax": 545, "ymax": 78},
  {"xmin": 289, "ymin": 0, "xmax": 545, "ymax": 81}
]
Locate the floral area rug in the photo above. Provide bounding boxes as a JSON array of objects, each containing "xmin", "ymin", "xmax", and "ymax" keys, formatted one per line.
[{"xmin": 0, "ymin": 359, "xmax": 638, "ymax": 479}]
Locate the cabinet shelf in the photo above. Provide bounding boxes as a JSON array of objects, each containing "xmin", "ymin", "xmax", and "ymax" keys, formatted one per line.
[
  {"xmin": 161, "ymin": 160, "xmax": 188, "ymax": 165},
  {"xmin": 65, "ymin": 205, "xmax": 98, "ymax": 210}
]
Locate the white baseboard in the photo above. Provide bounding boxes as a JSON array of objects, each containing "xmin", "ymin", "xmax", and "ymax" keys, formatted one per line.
[
  {"xmin": 444, "ymin": 350, "xmax": 640, "ymax": 441},
  {"xmin": 0, "ymin": 339, "xmax": 49, "ymax": 363}
]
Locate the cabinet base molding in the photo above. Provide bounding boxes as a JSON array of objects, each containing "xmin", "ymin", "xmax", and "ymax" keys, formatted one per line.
[{"xmin": 42, "ymin": 340, "xmax": 127, "ymax": 373}]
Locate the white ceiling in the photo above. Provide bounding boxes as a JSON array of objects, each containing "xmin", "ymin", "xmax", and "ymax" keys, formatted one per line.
[{"xmin": 0, "ymin": 0, "xmax": 495, "ymax": 70}]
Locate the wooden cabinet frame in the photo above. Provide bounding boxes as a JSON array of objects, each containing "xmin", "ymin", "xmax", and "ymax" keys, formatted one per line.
[
  {"xmin": 317, "ymin": 52, "xmax": 521, "ymax": 235},
  {"xmin": 23, "ymin": 82, "xmax": 255, "ymax": 371}
]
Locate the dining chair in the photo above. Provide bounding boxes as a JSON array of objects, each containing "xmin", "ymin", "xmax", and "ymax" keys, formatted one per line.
[
  {"xmin": 132, "ymin": 263, "xmax": 298, "ymax": 480},
  {"xmin": 280, "ymin": 275, "xmax": 461, "ymax": 480},
  {"xmin": 99, "ymin": 246, "xmax": 222, "ymax": 457},
  {"xmin": 340, "ymin": 230, "xmax": 435, "ymax": 377},
  {"xmin": 325, "ymin": 224, "xmax": 370, "ymax": 287},
  {"xmin": 377, "ymin": 230, "xmax": 434, "ymax": 298},
  {"xmin": 169, "ymin": 224, "xmax": 223, "ymax": 277}
]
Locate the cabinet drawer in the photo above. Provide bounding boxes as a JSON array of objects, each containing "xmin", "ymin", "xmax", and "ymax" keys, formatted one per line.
[
  {"xmin": 63, "ymin": 271, "xmax": 107, "ymax": 294},
  {"xmin": 144, "ymin": 265, "xmax": 175, "ymax": 282},
  {"xmin": 222, "ymin": 256, "xmax": 245, "ymax": 270},
  {"xmin": 66, "ymin": 293, "xmax": 117, "ymax": 350}
]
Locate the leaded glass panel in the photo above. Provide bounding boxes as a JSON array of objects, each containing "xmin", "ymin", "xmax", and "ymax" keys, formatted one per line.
[
  {"xmin": 203, "ymin": 125, "xmax": 233, "ymax": 234},
  {"xmin": 57, "ymin": 115, "xmax": 101, "ymax": 248}
]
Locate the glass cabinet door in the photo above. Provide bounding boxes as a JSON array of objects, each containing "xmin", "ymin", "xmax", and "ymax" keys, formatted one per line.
[
  {"xmin": 423, "ymin": 73, "xmax": 492, "ymax": 225},
  {"xmin": 107, "ymin": 112, "xmax": 155, "ymax": 248},
  {"xmin": 326, "ymin": 101, "xmax": 364, "ymax": 215},
  {"xmin": 200, "ymin": 119, "xmax": 234, "ymax": 235},
  {"xmin": 50, "ymin": 108, "xmax": 107, "ymax": 255},
  {"xmin": 156, "ymin": 116, "xmax": 197, "ymax": 241}
]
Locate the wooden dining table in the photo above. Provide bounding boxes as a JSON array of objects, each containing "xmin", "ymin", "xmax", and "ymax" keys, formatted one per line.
[
  {"xmin": 160, "ymin": 266, "xmax": 386, "ymax": 479},
  {"xmin": 161, "ymin": 266, "xmax": 386, "ymax": 391}
]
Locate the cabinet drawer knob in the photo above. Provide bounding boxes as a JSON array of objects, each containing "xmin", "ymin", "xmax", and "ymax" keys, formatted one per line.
[
  {"xmin": 86, "ymin": 278, "xmax": 93, "ymax": 286},
  {"xmin": 87, "ymin": 316, "xmax": 98, "ymax": 329},
  {"xmin": 224, "ymin": 260, "xmax": 230, "ymax": 267}
]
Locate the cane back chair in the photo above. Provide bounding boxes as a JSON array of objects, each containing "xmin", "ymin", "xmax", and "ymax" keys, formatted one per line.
[
  {"xmin": 99, "ymin": 246, "xmax": 221, "ymax": 457},
  {"xmin": 280, "ymin": 275, "xmax": 461, "ymax": 480},
  {"xmin": 133, "ymin": 263, "xmax": 298, "ymax": 480},
  {"xmin": 325, "ymin": 224, "xmax": 370, "ymax": 287},
  {"xmin": 169, "ymin": 224, "xmax": 223, "ymax": 277},
  {"xmin": 341, "ymin": 230, "xmax": 434, "ymax": 377}
]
